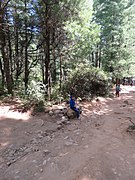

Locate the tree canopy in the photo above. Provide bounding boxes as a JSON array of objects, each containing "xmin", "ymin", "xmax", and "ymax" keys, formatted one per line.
[{"xmin": 0, "ymin": 0, "xmax": 135, "ymax": 100}]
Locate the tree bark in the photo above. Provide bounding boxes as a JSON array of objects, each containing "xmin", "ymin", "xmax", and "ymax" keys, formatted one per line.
[
  {"xmin": 95, "ymin": 45, "xmax": 99, "ymax": 67},
  {"xmin": 24, "ymin": 0, "xmax": 29, "ymax": 93},
  {"xmin": 0, "ymin": 2, "xmax": 13, "ymax": 94},
  {"xmin": 0, "ymin": 58, "xmax": 4, "ymax": 88},
  {"xmin": 44, "ymin": 2, "xmax": 51, "ymax": 96},
  {"xmin": 59, "ymin": 52, "xmax": 62, "ymax": 91}
]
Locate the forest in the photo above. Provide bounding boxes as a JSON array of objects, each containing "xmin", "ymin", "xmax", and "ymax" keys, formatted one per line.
[{"xmin": 0, "ymin": 0, "xmax": 135, "ymax": 104}]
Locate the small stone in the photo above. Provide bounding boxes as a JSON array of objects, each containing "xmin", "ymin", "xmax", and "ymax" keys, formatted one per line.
[
  {"xmin": 84, "ymin": 145, "xmax": 89, "ymax": 149},
  {"xmin": 62, "ymin": 108, "xmax": 67, "ymax": 114},
  {"xmin": 64, "ymin": 136, "xmax": 69, "ymax": 140},
  {"xmin": 15, "ymin": 171, "xmax": 20, "ymax": 174},
  {"xmin": 43, "ymin": 150, "xmax": 50, "ymax": 155},
  {"xmin": 34, "ymin": 173, "xmax": 38, "ymax": 176},
  {"xmin": 54, "ymin": 110, "xmax": 61, "ymax": 114},
  {"xmin": 58, "ymin": 114, "xmax": 63, "ymax": 117},
  {"xmin": 14, "ymin": 176, "xmax": 20, "ymax": 179},
  {"xmin": 65, "ymin": 141, "xmax": 73, "ymax": 146},
  {"xmin": 43, "ymin": 160, "xmax": 47, "ymax": 165},
  {"xmin": 62, "ymin": 116, "xmax": 68, "ymax": 120},
  {"xmin": 56, "ymin": 121, "xmax": 62, "ymax": 125},
  {"xmin": 123, "ymin": 100, "xmax": 129, "ymax": 105},
  {"xmin": 47, "ymin": 158, "xmax": 51, "ymax": 162},
  {"xmin": 38, "ymin": 134, "xmax": 44, "ymax": 138},
  {"xmin": 44, "ymin": 109, "xmax": 49, "ymax": 113},
  {"xmin": 57, "ymin": 125, "xmax": 62, "ymax": 130},
  {"xmin": 36, "ymin": 130, "xmax": 42, "ymax": 134},
  {"xmin": 40, "ymin": 168, "xmax": 43, "ymax": 172},
  {"xmin": 7, "ymin": 162, "xmax": 11, "ymax": 166},
  {"xmin": 32, "ymin": 160, "xmax": 37, "ymax": 163},
  {"xmin": 49, "ymin": 111, "xmax": 53, "ymax": 116},
  {"xmin": 65, "ymin": 121, "xmax": 71, "ymax": 125},
  {"xmin": 61, "ymin": 117, "xmax": 68, "ymax": 124}
]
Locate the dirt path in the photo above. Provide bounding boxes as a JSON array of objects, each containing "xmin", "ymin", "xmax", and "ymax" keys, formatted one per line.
[{"xmin": 1, "ymin": 86, "xmax": 135, "ymax": 180}]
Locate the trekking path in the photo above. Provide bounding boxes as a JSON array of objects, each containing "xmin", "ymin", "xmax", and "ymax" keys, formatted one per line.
[{"xmin": 1, "ymin": 85, "xmax": 135, "ymax": 180}]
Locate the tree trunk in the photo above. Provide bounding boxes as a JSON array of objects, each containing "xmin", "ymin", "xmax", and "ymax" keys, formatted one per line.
[
  {"xmin": 0, "ymin": 58, "xmax": 4, "ymax": 88},
  {"xmin": 24, "ymin": 0, "xmax": 29, "ymax": 93},
  {"xmin": 44, "ymin": 2, "xmax": 51, "ymax": 96},
  {"xmin": 91, "ymin": 51, "xmax": 94, "ymax": 66},
  {"xmin": 99, "ymin": 46, "xmax": 101, "ymax": 68},
  {"xmin": 95, "ymin": 45, "xmax": 99, "ymax": 67},
  {"xmin": 59, "ymin": 52, "xmax": 62, "ymax": 91},
  {"xmin": 6, "ymin": 13, "xmax": 14, "ymax": 86},
  {"xmin": 0, "ymin": 3, "xmax": 13, "ymax": 94},
  {"xmin": 52, "ymin": 49, "xmax": 56, "ymax": 83},
  {"xmin": 14, "ymin": 7, "xmax": 20, "ymax": 81}
]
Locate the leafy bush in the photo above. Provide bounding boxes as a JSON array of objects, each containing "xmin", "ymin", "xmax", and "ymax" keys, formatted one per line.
[
  {"xmin": 27, "ymin": 80, "xmax": 46, "ymax": 101},
  {"xmin": 61, "ymin": 65, "xmax": 109, "ymax": 99},
  {"xmin": 33, "ymin": 100, "xmax": 45, "ymax": 112}
]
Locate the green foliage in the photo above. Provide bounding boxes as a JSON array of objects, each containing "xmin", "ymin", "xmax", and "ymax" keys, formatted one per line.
[
  {"xmin": 26, "ymin": 80, "xmax": 46, "ymax": 101},
  {"xmin": 93, "ymin": 0, "xmax": 126, "ymax": 71},
  {"xmin": 61, "ymin": 64, "xmax": 109, "ymax": 99},
  {"xmin": 123, "ymin": 1, "xmax": 135, "ymax": 75},
  {"xmin": 64, "ymin": 0, "xmax": 100, "ymax": 64},
  {"xmin": 1, "ymin": 0, "xmax": 135, "ymax": 100},
  {"xmin": 51, "ymin": 84, "xmax": 64, "ymax": 102},
  {"xmin": 33, "ymin": 100, "xmax": 45, "ymax": 112}
]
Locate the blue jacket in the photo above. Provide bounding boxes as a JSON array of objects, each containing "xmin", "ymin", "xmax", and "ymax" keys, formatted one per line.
[
  {"xmin": 70, "ymin": 96, "xmax": 75, "ymax": 109},
  {"xmin": 116, "ymin": 85, "xmax": 120, "ymax": 91}
]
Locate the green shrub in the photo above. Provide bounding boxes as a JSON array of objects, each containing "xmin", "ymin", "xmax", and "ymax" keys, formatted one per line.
[
  {"xmin": 33, "ymin": 100, "xmax": 45, "ymax": 112},
  {"xmin": 27, "ymin": 80, "xmax": 46, "ymax": 101},
  {"xmin": 61, "ymin": 65, "xmax": 109, "ymax": 99}
]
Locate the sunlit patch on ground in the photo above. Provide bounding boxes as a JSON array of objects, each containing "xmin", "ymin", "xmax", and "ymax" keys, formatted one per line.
[
  {"xmin": 0, "ymin": 142, "xmax": 9, "ymax": 147},
  {"xmin": 81, "ymin": 176, "xmax": 91, "ymax": 180},
  {"xmin": 0, "ymin": 106, "xmax": 31, "ymax": 121}
]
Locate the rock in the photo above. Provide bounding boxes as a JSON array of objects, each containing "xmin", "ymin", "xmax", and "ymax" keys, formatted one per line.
[
  {"xmin": 56, "ymin": 121, "xmax": 62, "ymax": 125},
  {"xmin": 61, "ymin": 116, "xmax": 68, "ymax": 124},
  {"xmin": 123, "ymin": 100, "xmax": 129, "ymax": 105},
  {"xmin": 62, "ymin": 108, "xmax": 67, "ymax": 114},
  {"xmin": 64, "ymin": 136, "xmax": 69, "ymax": 140},
  {"xmin": 65, "ymin": 141, "xmax": 73, "ymax": 146},
  {"xmin": 57, "ymin": 125, "xmax": 62, "ymax": 130},
  {"xmin": 62, "ymin": 116, "xmax": 68, "ymax": 121},
  {"xmin": 44, "ymin": 109, "xmax": 49, "ymax": 113},
  {"xmin": 7, "ymin": 162, "xmax": 11, "ymax": 166},
  {"xmin": 54, "ymin": 109, "xmax": 61, "ymax": 114},
  {"xmin": 49, "ymin": 111, "xmax": 53, "ymax": 116},
  {"xmin": 66, "ymin": 106, "xmax": 82, "ymax": 119},
  {"xmin": 65, "ymin": 120, "xmax": 71, "ymax": 125},
  {"xmin": 66, "ymin": 108, "xmax": 77, "ymax": 119},
  {"xmin": 59, "ymin": 109, "xmax": 64, "ymax": 114},
  {"xmin": 38, "ymin": 134, "xmax": 44, "ymax": 138},
  {"xmin": 43, "ymin": 150, "xmax": 50, "ymax": 156},
  {"xmin": 39, "ymin": 168, "xmax": 43, "ymax": 172},
  {"xmin": 65, "ymin": 138, "xmax": 74, "ymax": 146},
  {"xmin": 43, "ymin": 160, "xmax": 47, "ymax": 165},
  {"xmin": 32, "ymin": 160, "xmax": 37, "ymax": 163}
]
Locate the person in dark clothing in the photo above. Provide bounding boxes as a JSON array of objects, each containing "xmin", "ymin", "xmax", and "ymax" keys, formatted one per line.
[
  {"xmin": 116, "ymin": 84, "xmax": 120, "ymax": 97},
  {"xmin": 70, "ymin": 95, "xmax": 80, "ymax": 119}
]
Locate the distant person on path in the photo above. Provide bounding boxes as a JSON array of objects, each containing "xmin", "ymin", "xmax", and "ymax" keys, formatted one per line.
[
  {"xmin": 116, "ymin": 84, "xmax": 120, "ymax": 97},
  {"xmin": 70, "ymin": 94, "xmax": 80, "ymax": 119}
]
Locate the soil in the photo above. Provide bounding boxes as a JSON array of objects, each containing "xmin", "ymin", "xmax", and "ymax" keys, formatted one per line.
[{"xmin": 1, "ymin": 85, "xmax": 135, "ymax": 180}]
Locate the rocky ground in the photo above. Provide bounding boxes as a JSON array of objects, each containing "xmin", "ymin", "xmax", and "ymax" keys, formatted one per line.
[{"xmin": 1, "ymin": 85, "xmax": 135, "ymax": 180}]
